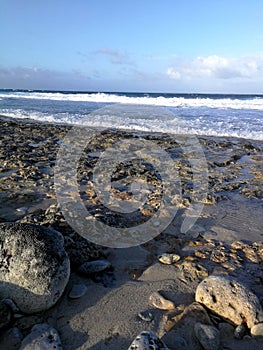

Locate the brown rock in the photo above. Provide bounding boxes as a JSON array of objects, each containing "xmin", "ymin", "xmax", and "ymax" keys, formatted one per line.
[{"xmin": 196, "ymin": 275, "xmax": 263, "ymax": 328}]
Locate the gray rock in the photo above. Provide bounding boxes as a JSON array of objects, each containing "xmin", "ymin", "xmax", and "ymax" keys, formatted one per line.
[
  {"xmin": 172, "ymin": 337, "xmax": 187, "ymax": 349},
  {"xmin": 78, "ymin": 259, "xmax": 111, "ymax": 275},
  {"xmin": 196, "ymin": 275, "xmax": 263, "ymax": 328},
  {"xmin": 161, "ymin": 302, "xmax": 212, "ymax": 350},
  {"xmin": 0, "ymin": 327, "xmax": 23, "ymax": 350},
  {"xmin": 0, "ymin": 223, "xmax": 70, "ymax": 313},
  {"xmin": 138, "ymin": 310, "xmax": 153, "ymax": 322},
  {"xmin": 19, "ymin": 323, "xmax": 62, "ymax": 349},
  {"xmin": 218, "ymin": 322, "xmax": 235, "ymax": 338},
  {"xmin": 128, "ymin": 331, "xmax": 170, "ymax": 349},
  {"xmin": 234, "ymin": 323, "xmax": 248, "ymax": 339},
  {"xmin": 1, "ymin": 298, "xmax": 20, "ymax": 313},
  {"xmin": 68, "ymin": 284, "xmax": 87, "ymax": 299},
  {"xmin": 149, "ymin": 291, "xmax": 175, "ymax": 310},
  {"xmin": 194, "ymin": 322, "xmax": 220, "ymax": 350},
  {"xmin": 251, "ymin": 323, "xmax": 263, "ymax": 337}
]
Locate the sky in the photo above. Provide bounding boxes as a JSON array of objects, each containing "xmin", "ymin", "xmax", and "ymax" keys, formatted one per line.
[{"xmin": 1, "ymin": 0, "xmax": 263, "ymax": 93}]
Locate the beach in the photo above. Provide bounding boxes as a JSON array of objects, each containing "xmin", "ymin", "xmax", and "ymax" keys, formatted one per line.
[{"xmin": 0, "ymin": 115, "xmax": 262, "ymax": 349}]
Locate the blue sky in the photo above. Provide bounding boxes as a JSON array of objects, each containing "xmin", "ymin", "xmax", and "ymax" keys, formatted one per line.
[{"xmin": 1, "ymin": 0, "xmax": 263, "ymax": 93}]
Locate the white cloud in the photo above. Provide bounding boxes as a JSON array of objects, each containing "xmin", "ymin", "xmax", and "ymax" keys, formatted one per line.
[
  {"xmin": 167, "ymin": 55, "xmax": 263, "ymax": 80},
  {"xmin": 0, "ymin": 66, "xmax": 91, "ymax": 90},
  {"xmin": 166, "ymin": 67, "xmax": 181, "ymax": 80}
]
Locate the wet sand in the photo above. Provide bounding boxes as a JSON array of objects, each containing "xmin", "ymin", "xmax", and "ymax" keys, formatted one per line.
[{"xmin": 0, "ymin": 116, "xmax": 263, "ymax": 349}]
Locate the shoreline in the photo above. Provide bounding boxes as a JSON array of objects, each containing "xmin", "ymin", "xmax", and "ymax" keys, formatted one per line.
[
  {"xmin": 1, "ymin": 114, "xmax": 263, "ymax": 143},
  {"xmin": 0, "ymin": 115, "xmax": 262, "ymax": 349}
]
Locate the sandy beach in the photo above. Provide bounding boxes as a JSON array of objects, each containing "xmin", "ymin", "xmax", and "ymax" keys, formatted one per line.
[{"xmin": 0, "ymin": 115, "xmax": 263, "ymax": 349}]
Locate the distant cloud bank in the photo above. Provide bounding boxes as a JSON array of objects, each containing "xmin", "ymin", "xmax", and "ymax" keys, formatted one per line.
[{"xmin": 167, "ymin": 55, "xmax": 263, "ymax": 80}]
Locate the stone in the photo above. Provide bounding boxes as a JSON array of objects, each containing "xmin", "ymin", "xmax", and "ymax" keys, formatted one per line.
[
  {"xmin": 194, "ymin": 322, "xmax": 220, "ymax": 350},
  {"xmin": 19, "ymin": 323, "xmax": 62, "ymax": 350},
  {"xmin": 138, "ymin": 310, "xmax": 153, "ymax": 322},
  {"xmin": 243, "ymin": 247, "xmax": 259, "ymax": 263},
  {"xmin": 251, "ymin": 323, "xmax": 263, "ymax": 337},
  {"xmin": 149, "ymin": 291, "xmax": 175, "ymax": 310},
  {"xmin": 78, "ymin": 259, "xmax": 111, "ymax": 275},
  {"xmin": 161, "ymin": 302, "xmax": 212, "ymax": 350},
  {"xmin": 234, "ymin": 323, "xmax": 248, "ymax": 339},
  {"xmin": 158, "ymin": 253, "xmax": 180, "ymax": 265},
  {"xmin": 172, "ymin": 336, "xmax": 187, "ymax": 349},
  {"xmin": 0, "ymin": 223, "xmax": 70, "ymax": 313},
  {"xmin": 178, "ymin": 261, "xmax": 208, "ymax": 280},
  {"xmin": 195, "ymin": 275, "xmax": 263, "ymax": 328},
  {"xmin": 0, "ymin": 327, "xmax": 23, "ymax": 350},
  {"xmin": 128, "ymin": 331, "xmax": 170, "ymax": 350},
  {"xmin": 68, "ymin": 284, "xmax": 87, "ymax": 299},
  {"xmin": 1, "ymin": 298, "xmax": 20, "ymax": 313},
  {"xmin": 218, "ymin": 322, "xmax": 235, "ymax": 338}
]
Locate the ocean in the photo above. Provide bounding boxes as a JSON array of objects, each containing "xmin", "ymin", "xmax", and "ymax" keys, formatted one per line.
[{"xmin": 0, "ymin": 89, "xmax": 262, "ymax": 140}]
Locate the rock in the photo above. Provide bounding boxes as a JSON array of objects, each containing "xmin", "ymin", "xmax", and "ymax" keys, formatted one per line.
[
  {"xmin": 128, "ymin": 331, "xmax": 170, "ymax": 350},
  {"xmin": 178, "ymin": 261, "xmax": 208, "ymax": 280},
  {"xmin": 234, "ymin": 322, "xmax": 248, "ymax": 339},
  {"xmin": 243, "ymin": 247, "xmax": 259, "ymax": 263},
  {"xmin": 194, "ymin": 322, "xmax": 220, "ymax": 350},
  {"xmin": 19, "ymin": 323, "xmax": 62, "ymax": 350},
  {"xmin": 1, "ymin": 298, "xmax": 20, "ymax": 313},
  {"xmin": 251, "ymin": 323, "xmax": 263, "ymax": 337},
  {"xmin": 210, "ymin": 249, "xmax": 228, "ymax": 263},
  {"xmin": 158, "ymin": 253, "xmax": 180, "ymax": 265},
  {"xmin": 0, "ymin": 327, "xmax": 23, "ymax": 350},
  {"xmin": 172, "ymin": 336, "xmax": 187, "ymax": 349},
  {"xmin": 14, "ymin": 314, "xmax": 46, "ymax": 333},
  {"xmin": 161, "ymin": 302, "xmax": 212, "ymax": 350},
  {"xmin": 149, "ymin": 291, "xmax": 175, "ymax": 310},
  {"xmin": 195, "ymin": 275, "xmax": 263, "ymax": 328},
  {"xmin": 0, "ymin": 299, "xmax": 13, "ymax": 330},
  {"xmin": 138, "ymin": 310, "xmax": 153, "ymax": 322},
  {"xmin": 218, "ymin": 322, "xmax": 235, "ymax": 338},
  {"xmin": 68, "ymin": 284, "xmax": 87, "ymax": 299},
  {"xmin": 78, "ymin": 259, "xmax": 111, "ymax": 275},
  {"xmin": 0, "ymin": 223, "xmax": 70, "ymax": 313}
]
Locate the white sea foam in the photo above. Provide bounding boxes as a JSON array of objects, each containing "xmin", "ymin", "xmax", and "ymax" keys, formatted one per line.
[
  {"xmin": 1, "ymin": 108, "xmax": 262, "ymax": 140},
  {"xmin": 1, "ymin": 91, "xmax": 263, "ymax": 110},
  {"xmin": 0, "ymin": 91, "xmax": 262, "ymax": 140}
]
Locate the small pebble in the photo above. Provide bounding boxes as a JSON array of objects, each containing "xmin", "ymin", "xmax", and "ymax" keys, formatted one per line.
[
  {"xmin": 128, "ymin": 331, "xmax": 170, "ymax": 350},
  {"xmin": 138, "ymin": 310, "xmax": 153, "ymax": 322},
  {"xmin": 194, "ymin": 322, "xmax": 220, "ymax": 350},
  {"xmin": 234, "ymin": 323, "xmax": 248, "ymax": 339},
  {"xmin": 68, "ymin": 284, "xmax": 87, "ymax": 299},
  {"xmin": 158, "ymin": 253, "xmax": 180, "ymax": 265},
  {"xmin": 19, "ymin": 323, "xmax": 62, "ymax": 350},
  {"xmin": 149, "ymin": 291, "xmax": 175, "ymax": 310},
  {"xmin": 251, "ymin": 323, "xmax": 263, "ymax": 337},
  {"xmin": 78, "ymin": 259, "xmax": 111, "ymax": 275},
  {"xmin": 16, "ymin": 207, "xmax": 28, "ymax": 216}
]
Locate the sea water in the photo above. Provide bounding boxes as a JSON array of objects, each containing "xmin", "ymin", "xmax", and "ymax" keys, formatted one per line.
[{"xmin": 0, "ymin": 90, "xmax": 262, "ymax": 140}]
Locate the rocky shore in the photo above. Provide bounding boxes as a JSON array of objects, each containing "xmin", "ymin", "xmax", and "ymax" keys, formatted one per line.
[{"xmin": 0, "ymin": 116, "xmax": 262, "ymax": 349}]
